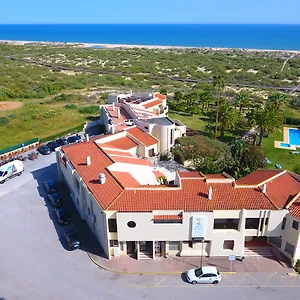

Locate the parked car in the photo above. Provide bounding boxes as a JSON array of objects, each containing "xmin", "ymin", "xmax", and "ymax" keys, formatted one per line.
[
  {"xmin": 46, "ymin": 141, "xmax": 60, "ymax": 151},
  {"xmin": 56, "ymin": 137, "xmax": 69, "ymax": 146},
  {"xmin": 67, "ymin": 135, "xmax": 81, "ymax": 144},
  {"xmin": 44, "ymin": 180, "xmax": 57, "ymax": 194},
  {"xmin": 37, "ymin": 145, "xmax": 51, "ymax": 155},
  {"xmin": 48, "ymin": 193, "xmax": 62, "ymax": 207},
  {"xmin": 64, "ymin": 230, "xmax": 81, "ymax": 250},
  {"xmin": 186, "ymin": 266, "xmax": 221, "ymax": 284},
  {"xmin": 55, "ymin": 208, "xmax": 71, "ymax": 225}
]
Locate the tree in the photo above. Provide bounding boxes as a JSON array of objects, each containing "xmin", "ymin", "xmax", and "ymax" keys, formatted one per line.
[
  {"xmin": 235, "ymin": 91, "xmax": 250, "ymax": 114},
  {"xmin": 174, "ymin": 91, "xmax": 183, "ymax": 102},
  {"xmin": 248, "ymin": 104, "xmax": 284, "ymax": 146},
  {"xmin": 184, "ymin": 93, "xmax": 199, "ymax": 116},
  {"xmin": 159, "ymin": 88, "xmax": 167, "ymax": 95},
  {"xmin": 268, "ymin": 92, "xmax": 287, "ymax": 110},
  {"xmin": 172, "ymin": 135, "xmax": 233, "ymax": 173},
  {"xmin": 218, "ymin": 101, "xmax": 239, "ymax": 139},
  {"xmin": 212, "ymin": 72, "xmax": 225, "ymax": 139},
  {"xmin": 199, "ymin": 89, "xmax": 214, "ymax": 112}
]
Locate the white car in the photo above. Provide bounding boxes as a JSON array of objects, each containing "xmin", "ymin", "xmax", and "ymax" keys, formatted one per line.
[{"xmin": 186, "ymin": 266, "xmax": 221, "ymax": 284}]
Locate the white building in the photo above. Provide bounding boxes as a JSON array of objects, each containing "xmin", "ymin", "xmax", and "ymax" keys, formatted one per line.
[
  {"xmin": 99, "ymin": 92, "xmax": 186, "ymax": 153},
  {"xmin": 56, "ymin": 136, "xmax": 300, "ymax": 264}
]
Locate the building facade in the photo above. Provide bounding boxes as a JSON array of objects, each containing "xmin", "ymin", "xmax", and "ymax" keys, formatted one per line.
[{"xmin": 56, "ymin": 137, "xmax": 300, "ymax": 263}]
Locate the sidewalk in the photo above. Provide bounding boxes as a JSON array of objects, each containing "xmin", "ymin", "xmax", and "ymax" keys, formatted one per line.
[{"xmin": 88, "ymin": 252, "xmax": 295, "ymax": 274}]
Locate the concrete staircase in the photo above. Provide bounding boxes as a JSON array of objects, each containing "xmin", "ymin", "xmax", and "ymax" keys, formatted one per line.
[{"xmin": 244, "ymin": 247, "xmax": 274, "ymax": 258}]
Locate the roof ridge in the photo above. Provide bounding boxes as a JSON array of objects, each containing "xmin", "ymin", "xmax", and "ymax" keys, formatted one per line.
[
  {"xmin": 259, "ymin": 170, "xmax": 286, "ymax": 186},
  {"xmin": 286, "ymin": 192, "xmax": 300, "ymax": 209}
]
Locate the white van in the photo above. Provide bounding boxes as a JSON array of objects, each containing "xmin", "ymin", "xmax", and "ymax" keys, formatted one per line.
[{"xmin": 0, "ymin": 160, "xmax": 24, "ymax": 184}]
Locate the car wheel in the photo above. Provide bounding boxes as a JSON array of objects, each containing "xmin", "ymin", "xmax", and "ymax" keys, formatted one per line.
[
  {"xmin": 191, "ymin": 281, "xmax": 197, "ymax": 284},
  {"xmin": 212, "ymin": 280, "xmax": 219, "ymax": 284}
]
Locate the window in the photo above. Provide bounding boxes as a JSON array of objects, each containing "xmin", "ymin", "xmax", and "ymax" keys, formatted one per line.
[
  {"xmin": 154, "ymin": 219, "xmax": 182, "ymax": 224},
  {"xmin": 108, "ymin": 219, "xmax": 117, "ymax": 232},
  {"xmin": 189, "ymin": 241, "xmax": 193, "ymax": 248},
  {"xmin": 259, "ymin": 218, "xmax": 269, "ymax": 232},
  {"xmin": 245, "ymin": 218, "xmax": 260, "ymax": 229},
  {"xmin": 285, "ymin": 242, "xmax": 295, "ymax": 256},
  {"xmin": 61, "ymin": 156, "xmax": 67, "ymax": 167},
  {"xmin": 127, "ymin": 221, "xmax": 136, "ymax": 228},
  {"xmin": 169, "ymin": 241, "xmax": 180, "ymax": 251},
  {"xmin": 170, "ymin": 129, "xmax": 174, "ymax": 144},
  {"xmin": 75, "ymin": 178, "xmax": 80, "ymax": 191},
  {"xmin": 281, "ymin": 218, "xmax": 286, "ymax": 230},
  {"xmin": 110, "ymin": 240, "xmax": 118, "ymax": 247},
  {"xmin": 214, "ymin": 219, "xmax": 239, "ymax": 230},
  {"xmin": 292, "ymin": 220, "xmax": 299, "ymax": 230},
  {"xmin": 223, "ymin": 240, "xmax": 234, "ymax": 250}
]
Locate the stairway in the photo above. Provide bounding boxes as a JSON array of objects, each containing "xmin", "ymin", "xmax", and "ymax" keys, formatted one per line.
[
  {"xmin": 244, "ymin": 247, "xmax": 274, "ymax": 258},
  {"xmin": 139, "ymin": 252, "xmax": 153, "ymax": 260}
]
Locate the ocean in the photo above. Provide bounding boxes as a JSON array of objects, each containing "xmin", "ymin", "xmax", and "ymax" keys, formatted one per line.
[{"xmin": 0, "ymin": 24, "xmax": 300, "ymax": 50}]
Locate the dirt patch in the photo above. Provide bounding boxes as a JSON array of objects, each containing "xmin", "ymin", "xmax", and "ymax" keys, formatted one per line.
[{"xmin": 0, "ymin": 101, "xmax": 24, "ymax": 111}]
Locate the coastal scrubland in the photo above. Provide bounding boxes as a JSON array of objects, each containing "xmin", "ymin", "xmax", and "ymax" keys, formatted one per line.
[{"xmin": 0, "ymin": 43, "xmax": 299, "ymax": 172}]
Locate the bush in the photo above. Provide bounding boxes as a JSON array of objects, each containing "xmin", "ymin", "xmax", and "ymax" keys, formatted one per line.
[
  {"xmin": 79, "ymin": 105, "xmax": 99, "ymax": 114},
  {"xmin": 294, "ymin": 259, "xmax": 300, "ymax": 273},
  {"xmin": 285, "ymin": 116, "xmax": 300, "ymax": 126},
  {"xmin": 9, "ymin": 114, "xmax": 16, "ymax": 119},
  {"xmin": 53, "ymin": 94, "xmax": 67, "ymax": 102},
  {"xmin": 65, "ymin": 103, "xmax": 77, "ymax": 109},
  {"xmin": 0, "ymin": 117, "xmax": 9, "ymax": 126},
  {"xmin": 174, "ymin": 153, "xmax": 185, "ymax": 165},
  {"xmin": 293, "ymin": 165, "xmax": 300, "ymax": 175}
]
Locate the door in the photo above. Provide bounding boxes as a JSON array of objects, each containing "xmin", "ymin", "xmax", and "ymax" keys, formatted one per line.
[
  {"xmin": 148, "ymin": 148, "xmax": 155, "ymax": 157},
  {"xmin": 199, "ymin": 274, "xmax": 212, "ymax": 284}
]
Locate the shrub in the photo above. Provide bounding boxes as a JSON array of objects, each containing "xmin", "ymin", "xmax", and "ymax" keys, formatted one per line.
[
  {"xmin": 79, "ymin": 105, "xmax": 99, "ymax": 114},
  {"xmin": 0, "ymin": 117, "xmax": 9, "ymax": 126},
  {"xmin": 294, "ymin": 259, "xmax": 300, "ymax": 273},
  {"xmin": 285, "ymin": 116, "xmax": 300, "ymax": 126},
  {"xmin": 9, "ymin": 114, "xmax": 16, "ymax": 119},
  {"xmin": 65, "ymin": 103, "xmax": 77, "ymax": 109},
  {"xmin": 53, "ymin": 94, "xmax": 67, "ymax": 102},
  {"xmin": 174, "ymin": 153, "xmax": 185, "ymax": 165}
]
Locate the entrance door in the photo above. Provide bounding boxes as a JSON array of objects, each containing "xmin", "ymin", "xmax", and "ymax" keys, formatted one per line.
[{"xmin": 127, "ymin": 241, "xmax": 136, "ymax": 255}]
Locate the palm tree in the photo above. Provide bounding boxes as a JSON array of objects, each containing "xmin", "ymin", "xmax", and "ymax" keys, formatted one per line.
[
  {"xmin": 268, "ymin": 92, "xmax": 287, "ymax": 110},
  {"xmin": 212, "ymin": 73, "xmax": 225, "ymax": 139},
  {"xmin": 218, "ymin": 101, "xmax": 239, "ymax": 139},
  {"xmin": 235, "ymin": 91, "xmax": 250, "ymax": 114},
  {"xmin": 248, "ymin": 105, "xmax": 284, "ymax": 146},
  {"xmin": 199, "ymin": 89, "xmax": 213, "ymax": 112}
]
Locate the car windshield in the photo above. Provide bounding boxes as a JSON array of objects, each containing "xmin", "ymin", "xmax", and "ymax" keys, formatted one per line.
[
  {"xmin": 0, "ymin": 171, "xmax": 3, "ymax": 177},
  {"xmin": 194, "ymin": 268, "xmax": 203, "ymax": 277},
  {"xmin": 60, "ymin": 210, "xmax": 69, "ymax": 219}
]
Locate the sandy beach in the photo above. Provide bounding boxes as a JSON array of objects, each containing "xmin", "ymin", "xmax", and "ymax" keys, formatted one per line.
[{"xmin": 1, "ymin": 39, "xmax": 300, "ymax": 55}]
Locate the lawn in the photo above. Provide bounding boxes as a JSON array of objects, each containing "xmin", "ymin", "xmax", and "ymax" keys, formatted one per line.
[{"xmin": 262, "ymin": 128, "xmax": 299, "ymax": 172}]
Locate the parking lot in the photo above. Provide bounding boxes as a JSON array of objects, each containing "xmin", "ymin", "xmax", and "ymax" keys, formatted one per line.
[{"xmin": 0, "ymin": 152, "xmax": 300, "ymax": 299}]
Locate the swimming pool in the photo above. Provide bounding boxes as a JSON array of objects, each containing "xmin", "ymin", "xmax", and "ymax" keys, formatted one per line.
[{"xmin": 288, "ymin": 128, "xmax": 300, "ymax": 146}]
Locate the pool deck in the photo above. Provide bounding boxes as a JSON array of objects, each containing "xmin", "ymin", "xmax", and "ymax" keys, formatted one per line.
[{"xmin": 274, "ymin": 127, "xmax": 298, "ymax": 150}]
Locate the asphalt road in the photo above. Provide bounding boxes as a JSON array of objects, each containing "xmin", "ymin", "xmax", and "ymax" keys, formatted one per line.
[{"xmin": 0, "ymin": 152, "xmax": 300, "ymax": 300}]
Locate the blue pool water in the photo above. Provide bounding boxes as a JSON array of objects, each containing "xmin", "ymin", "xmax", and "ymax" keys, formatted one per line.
[
  {"xmin": 288, "ymin": 128, "xmax": 300, "ymax": 146},
  {"xmin": 280, "ymin": 142, "xmax": 292, "ymax": 148}
]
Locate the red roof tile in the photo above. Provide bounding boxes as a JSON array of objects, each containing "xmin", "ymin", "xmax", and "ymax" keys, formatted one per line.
[
  {"xmin": 236, "ymin": 170, "xmax": 283, "ymax": 186},
  {"xmin": 108, "ymin": 180, "xmax": 277, "ymax": 212},
  {"xmin": 265, "ymin": 173, "xmax": 300, "ymax": 209},
  {"xmin": 126, "ymin": 127, "xmax": 158, "ymax": 147},
  {"xmin": 153, "ymin": 170, "xmax": 165, "ymax": 178},
  {"xmin": 289, "ymin": 197, "xmax": 300, "ymax": 219},
  {"xmin": 155, "ymin": 93, "xmax": 166, "ymax": 101},
  {"xmin": 101, "ymin": 136, "xmax": 138, "ymax": 150},
  {"xmin": 153, "ymin": 215, "xmax": 182, "ymax": 220},
  {"xmin": 178, "ymin": 172, "xmax": 201, "ymax": 178},
  {"xmin": 111, "ymin": 171, "xmax": 141, "ymax": 188},
  {"xmin": 62, "ymin": 142, "xmax": 123, "ymax": 210},
  {"xmin": 143, "ymin": 99, "xmax": 162, "ymax": 109},
  {"xmin": 103, "ymin": 149, "xmax": 133, "ymax": 157},
  {"xmin": 205, "ymin": 174, "xmax": 227, "ymax": 179},
  {"xmin": 111, "ymin": 155, "xmax": 153, "ymax": 166}
]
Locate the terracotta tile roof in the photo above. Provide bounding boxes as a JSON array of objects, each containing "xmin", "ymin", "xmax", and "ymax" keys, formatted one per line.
[
  {"xmin": 153, "ymin": 170, "xmax": 165, "ymax": 178},
  {"xmin": 155, "ymin": 93, "xmax": 166, "ymax": 101},
  {"xmin": 108, "ymin": 180, "xmax": 277, "ymax": 212},
  {"xmin": 289, "ymin": 198, "xmax": 300, "ymax": 219},
  {"xmin": 126, "ymin": 127, "xmax": 158, "ymax": 147},
  {"xmin": 143, "ymin": 99, "xmax": 162, "ymax": 109},
  {"xmin": 265, "ymin": 173, "xmax": 300, "ymax": 209},
  {"xmin": 62, "ymin": 142, "xmax": 123, "ymax": 210},
  {"xmin": 103, "ymin": 149, "xmax": 133, "ymax": 157},
  {"xmin": 235, "ymin": 170, "xmax": 283, "ymax": 186},
  {"xmin": 178, "ymin": 172, "xmax": 201, "ymax": 178},
  {"xmin": 205, "ymin": 174, "xmax": 227, "ymax": 179},
  {"xmin": 101, "ymin": 136, "xmax": 138, "ymax": 150},
  {"xmin": 111, "ymin": 171, "xmax": 141, "ymax": 188},
  {"xmin": 111, "ymin": 155, "xmax": 153, "ymax": 166},
  {"xmin": 153, "ymin": 215, "xmax": 182, "ymax": 220}
]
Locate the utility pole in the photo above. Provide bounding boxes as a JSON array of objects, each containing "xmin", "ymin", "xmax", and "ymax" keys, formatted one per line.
[{"xmin": 200, "ymin": 239, "xmax": 204, "ymax": 268}]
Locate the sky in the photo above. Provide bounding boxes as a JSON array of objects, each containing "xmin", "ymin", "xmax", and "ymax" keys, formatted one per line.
[{"xmin": 2, "ymin": 0, "xmax": 300, "ymax": 24}]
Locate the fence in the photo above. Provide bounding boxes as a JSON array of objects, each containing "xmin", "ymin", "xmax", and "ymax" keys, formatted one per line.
[{"xmin": 0, "ymin": 138, "xmax": 39, "ymax": 156}]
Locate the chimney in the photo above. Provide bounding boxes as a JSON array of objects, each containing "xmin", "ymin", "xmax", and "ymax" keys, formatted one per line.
[
  {"xmin": 262, "ymin": 183, "xmax": 267, "ymax": 194},
  {"xmin": 117, "ymin": 108, "xmax": 121, "ymax": 119},
  {"xmin": 86, "ymin": 156, "xmax": 91, "ymax": 166},
  {"xmin": 208, "ymin": 186, "xmax": 213, "ymax": 200},
  {"xmin": 86, "ymin": 134, "xmax": 89, "ymax": 142},
  {"xmin": 112, "ymin": 102, "xmax": 115, "ymax": 111},
  {"xmin": 99, "ymin": 173, "xmax": 106, "ymax": 184}
]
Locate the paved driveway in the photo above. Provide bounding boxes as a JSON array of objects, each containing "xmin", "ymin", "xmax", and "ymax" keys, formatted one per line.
[{"xmin": 1, "ymin": 152, "xmax": 300, "ymax": 300}]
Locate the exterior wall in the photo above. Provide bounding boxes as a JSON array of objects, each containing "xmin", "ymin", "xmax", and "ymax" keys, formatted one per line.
[
  {"xmin": 99, "ymin": 106, "xmax": 114, "ymax": 134},
  {"xmin": 150, "ymin": 123, "xmax": 175, "ymax": 153},
  {"xmin": 278, "ymin": 214, "xmax": 300, "ymax": 265},
  {"xmin": 56, "ymin": 150, "xmax": 110, "ymax": 258}
]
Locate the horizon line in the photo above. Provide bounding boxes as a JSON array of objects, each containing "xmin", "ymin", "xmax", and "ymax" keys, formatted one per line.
[{"xmin": 0, "ymin": 23, "xmax": 300, "ymax": 25}]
